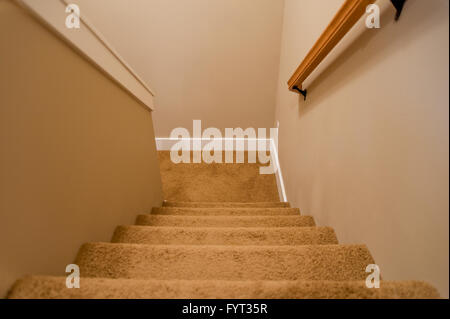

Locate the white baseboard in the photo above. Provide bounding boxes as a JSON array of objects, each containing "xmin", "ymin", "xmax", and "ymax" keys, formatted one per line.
[
  {"xmin": 155, "ymin": 138, "xmax": 287, "ymax": 202},
  {"xmin": 269, "ymin": 139, "xmax": 287, "ymax": 203}
]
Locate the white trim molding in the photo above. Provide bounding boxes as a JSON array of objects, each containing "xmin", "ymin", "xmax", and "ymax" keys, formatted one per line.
[
  {"xmin": 269, "ymin": 138, "xmax": 287, "ymax": 203},
  {"xmin": 15, "ymin": 0, "xmax": 155, "ymax": 111},
  {"xmin": 156, "ymin": 138, "xmax": 288, "ymax": 202}
]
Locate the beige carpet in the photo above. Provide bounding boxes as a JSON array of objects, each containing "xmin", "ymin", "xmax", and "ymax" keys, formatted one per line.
[
  {"xmin": 7, "ymin": 153, "xmax": 440, "ymax": 298},
  {"xmin": 9, "ymin": 276, "xmax": 438, "ymax": 299},
  {"xmin": 158, "ymin": 151, "xmax": 280, "ymax": 202}
]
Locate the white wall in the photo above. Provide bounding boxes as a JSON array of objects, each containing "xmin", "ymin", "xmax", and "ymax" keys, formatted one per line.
[
  {"xmin": 74, "ymin": 0, "xmax": 285, "ymax": 137},
  {"xmin": 275, "ymin": 0, "xmax": 449, "ymax": 297}
]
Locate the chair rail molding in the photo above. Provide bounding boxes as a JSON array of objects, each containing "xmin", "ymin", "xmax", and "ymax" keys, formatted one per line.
[{"xmin": 15, "ymin": 0, "xmax": 155, "ymax": 111}]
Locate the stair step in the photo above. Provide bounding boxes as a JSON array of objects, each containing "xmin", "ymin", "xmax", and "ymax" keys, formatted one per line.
[
  {"xmin": 74, "ymin": 243, "xmax": 374, "ymax": 281},
  {"xmin": 152, "ymin": 207, "xmax": 300, "ymax": 216},
  {"xmin": 112, "ymin": 226, "xmax": 338, "ymax": 246},
  {"xmin": 8, "ymin": 276, "xmax": 440, "ymax": 299},
  {"xmin": 162, "ymin": 201, "xmax": 290, "ymax": 208},
  {"xmin": 136, "ymin": 215, "xmax": 315, "ymax": 227}
]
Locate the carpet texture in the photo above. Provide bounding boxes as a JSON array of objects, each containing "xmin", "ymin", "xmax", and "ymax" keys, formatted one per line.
[
  {"xmin": 135, "ymin": 214, "xmax": 316, "ymax": 228},
  {"xmin": 9, "ymin": 276, "xmax": 438, "ymax": 299},
  {"xmin": 162, "ymin": 201, "xmax": 290, "ymax": 208},
  {"xmin": 152, "ymin": 207, "xmax": 299, "ymax": 215},
  {"xmin": 74, "ymin": 243, "xmax": 374, "ymax": 281},
  {"xmin": 111, "ymin": 226, "xmax": 338, "ymax": 246},
  {"xmin": 158, "ymin": 151, "xmax": 280, "ymax": 202},
  {"xmin": 7, "ymin": 153, "xmax": 440, "ymax": 298}
]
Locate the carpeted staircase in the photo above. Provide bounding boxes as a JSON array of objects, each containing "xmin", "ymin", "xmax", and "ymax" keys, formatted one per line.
[
  {"xmin": 8, "ymin": 200, "xmax": 439, "ymax": 298},
  {"xmin": 7, "ymin": 153, "xmax": 439, "ymax": 298}
]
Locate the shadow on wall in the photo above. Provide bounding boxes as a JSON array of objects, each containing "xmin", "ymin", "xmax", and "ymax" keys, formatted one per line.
[{"xmin": 296, "ymin": 0, "xmax": 444, "ymax": 116}]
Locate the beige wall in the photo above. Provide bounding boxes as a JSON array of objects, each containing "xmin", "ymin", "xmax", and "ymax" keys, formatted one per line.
[
  {"xmin": 0, "ymin": 0, "xmax": 163, "ymax": 298},
  {"xmin": 19, "ymin": 0, "xmax": 156, "ymax": 110},
  {"xmin": 275, "ymin": 0, "xmax": 449, "ymax": 297},
  {"xmin": 72, "ymin": 0, "xmax": 285, "ymax": 137}
]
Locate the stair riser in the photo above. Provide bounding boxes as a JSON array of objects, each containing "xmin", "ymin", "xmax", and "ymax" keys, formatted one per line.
[
  {"xmin": 151, "ymin": 207, "xmax": 300, "ymax": 216},
  {"xmin": 136, "ymin": 215, "xmax": 315, "ymax": 228},
  {"xmin": 75, "ymin": 243, "xmax": 374, "ymax": 281},
  {"xmin": 162, "ymin": 202, "xmax": 290, "ymax": 208},
  {"xmin": 112, "ymin": 226, "xmax": 338, "ymax": 246}
]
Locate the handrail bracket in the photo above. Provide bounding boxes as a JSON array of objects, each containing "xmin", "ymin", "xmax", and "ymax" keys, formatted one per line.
[
  {"xmin": 293, "ymin": 86, "xmax": 307, "ymax": 101},
  {"xmin": 390, "ymin": 0, "xmax": 406, "ymax": 21}
]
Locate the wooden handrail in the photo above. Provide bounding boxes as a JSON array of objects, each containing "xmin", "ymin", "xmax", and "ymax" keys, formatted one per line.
[{"xmin": 287, "ymin": 0, "xmax": 376, "ymax": 95}]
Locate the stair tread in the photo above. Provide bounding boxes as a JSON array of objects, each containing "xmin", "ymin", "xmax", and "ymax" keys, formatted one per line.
[
  {"xmin": 75, "ymin": 243, "xmax": 374, "ymax": 281},
  {"xmin": 162, "ymin": 201, "xmax": 290, "ymax": 208},
  {"xmin": 8, "ymin": 276, "xmax": 440, "ymax": 299},
  {"xmin": 152, "ymin": 207, "xmax": 300, "ymax": 216},
  {"xmin": 112, "ymin": 225, "xmax": 338, "ymax": 245},
  {"xmin": 136, "ymin": 214, "xmax": 315, "ymax": 227}
]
